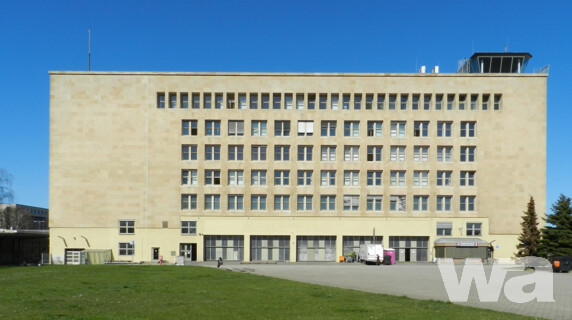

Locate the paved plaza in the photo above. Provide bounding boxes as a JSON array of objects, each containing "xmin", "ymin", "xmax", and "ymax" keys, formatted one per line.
[{"xmin": 208, "ymin": 262, "xmax": 571, "ymax": 320}]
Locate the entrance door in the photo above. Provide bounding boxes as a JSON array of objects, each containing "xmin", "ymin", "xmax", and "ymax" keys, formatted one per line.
[
  {"xmin": 152, "ymin": 247, "xmax": 160, "ymax": 260},
  {"xmin": 65, "ymin": 249, "xmax": 82, "ymax": 265},
  {"xmin": 180, "ymin": 243, "xmax": 197, "ymax": 261}
]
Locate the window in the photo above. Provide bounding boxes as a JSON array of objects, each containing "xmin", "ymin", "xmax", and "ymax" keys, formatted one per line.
[
  {"xmin": 321, "ymin": 121, "xmax": 336, "ymax": 136},
  {"xmin": 250, "ymin": 93, "xmax": 258, "ymax": 109},
  {"xmin": 157, "ymin": 93, "xmax": 165, "ymax": 108},
  {"xmin": 447, "ymin": 94, "xmax": 454, "ymax": 110},
  {"xmin": 423, "ymin": 94, "xmax": 431, "ymax": 110},
  {"xmin": 435, "ymin": 94, "xmax": 443, "ymax": 110},
  {"xmin": 459, "ymin": 94, "xmax": 466, "ymax": 110},
  {"xmin": 205, "ymin": 170, "xmax": 221, "ymax": 185},
  {"xmin": 205, "ymin": 120, "xmax": 221, "ymax": 136},
  {"xmin": 437, "ymin": 146, "xmax": 452, "ymax": 162},
  {"xmin": 390, "ymin": 121, "xmax": 406, "ymax": 137},
  {"xmin": 203, "ymin": 93, "xmax": 212, "ymax": 109},
  {"xmin": 182, "ymin": 120, "xmax": 198, "ymax": 136},
  {"xmin": 192, "ymin": 93, "xmax": 200, "ymax": 109},
  {"xmin": 251, "ymin": 170, "xmax": 267, "ymax": 186},
  {"xmin": 238, "ymin": 93, "xmax": 247, "ymax": 109},
  {"xmin": 215, "ymin": 93, "xmax": 223, "ymax": 109},
  {"xmin": 494, "ymin": 94, "xmax": 502, "ymax": 110},
  {"xmin": 273, "ymin": 93, "xmax": 282, "ymax": 109},
  {"xmin": 228, "ymin": 120, "xmax": 244, "ymax": 136},
  {"xmin": 274, "ymin": 195, "xmax": 290, "ymax": 211},
  {"xmin": 181, "ymin": 221, "xmax": 197, "ymax": 235},
  {"xmin": 390, "ymin": 146, "xmax": 406, "ymax": 162},
  {"xmin": 390, "ymin": 171, "xmax": 406, "ymax": 187},
  {"xmin": 436, "ymin": 196, "xmax": 452, "ymax": 211},
  {"xmin": 460, "ymin": 171, "xmax": 476, "ymax": 186},
  {"xmin": 319, "ymin": 94, "xmax": 327, "ymax": 109},
  {"xmin": 252, "ymin": 120, "xmax": 267, "ymax": 136},
  {"xmin": 119, "ymin": 242, "xmax": 134, "ymax": 256},
  {"xmin": 252, "ymin": 145, "xmax": 267, "ymax": 161},
  {"xmin": 342, "ymin": 94, "xmax": 350, "ymax": 109},
  {"xmin": 390, "ymin": 195, "xmax": 406, "ymax": 211},
  {"xmin": 285, "ymin": 94, "xmax": 293, "ymax": 110},
  {"xmin": 261, "ymin": 93, "xmax": 270, "ymax": 109},
  {"xmin": 274, "ymin": 145, "xmax": 290, "ymax": 161},
  {"xmin": 460, "ymin": 146, "xmax": 476, "ymax": 162},
  {"xmin": 182, "ymin": 169, "xmax": 198, "ymax": 186},
  {"xmin": 297, "ymin": 145, "xmax": 313, "ymax": 161},
  {"xmin": 436, "ymin": 222, "xmax": 452, "ymax": 236},
  {"xmin": 169, "ymin": 93, "xmax": 177, "ymax": 108},
  {"xmin": 320, "ymin": 195, "xmax": 336, "ymax": 211},
  {"xmin": 460, "ymin": 121, "xmax": 476, "ymax": 137},
  {"xmin": 367, "ymin": 121, "xmax": 382, "ymax": 137},
  {"xmin": 367, "ymin": 195, "xmax": 383, "ymax": 211},
  {"xmin": 205, "ymin": 194, "xmax": 221, "ymax": 210},
  {"xmin": 436, "ymin": 171, "xmax": 452, "ymax": 187},
  {"xmin": 308, "ymin": 94, "xmax": 316, "ymax": 109},
  {"xmin": 250, "ymin": 194, "xmax": 266, "ymax": 211},
  {"xmin": 344, "ymin": 121, "xmax": 359, "ymax": 137},
  {"xmin": 228, "ymin": 195, "xmax": 244, "ymax": 210},
  {"xmin": 296, "ymin": 94, "xmax": 304, "ymax": 110},
  {"xmin": 205, "ymin": 145, "xmax": 221, "ymax": 160},
  {"xmin": 365, "ymin": 94, "xmax": 373, "ymax": 109},
  {"xmin": 412, "ymin": 94, "xmax": 420, "ymax": 110},
  {"xmin": 181, "ymin": 194, "xmax": 197, "ymax": 210},
  {"xmin": 377, "ymin": 94, "xmax": 385, "ymax": 109},
  {"xmin": 274, "ymin": 170, "xmax": 290, "ymax": 186},
  {"xmin": 297, "ymin": 195, "xmax": 313, "ymax": 211},
  {"xmin": 437, "ymin": 121, "xmax": 452, "ymax": 137},
  {"xmin": 470, "ymin": 94, "xmax": 478, "ymax": 110},
  {"xmin": 414, "ymin": 121, "xmax": 429, "ymax": 137},
  {"xmin": 460, "ymin": 196, "xmax": 476, "ymax": 211},
  {"xmin": 367, "ymin": 171, "xmax": 382, "ymax": 186},
  {"xmin": 275, "ymin": 120, "xmax": 291, "ymax": 136},
  {"xmin": 182, "ymin": 145, "xmax": 198, "ymax": 161},
  {"xmin": 413, "ymin": 195, "xmax": 429, "ymax": 211},
  {"xmin": 227, "ymin": 93, "xmax": 235, "ymax": 109},
  {"xmin": 344, "ymin": 170, "xmax": 359, "ymax": 186},
  {"xmin": 297, "ymin": 170, "xmax": 313, "ymax": 186},
  {"xmin": 119, "ymin": 220, "xmax": 134, "ymax": 234},
  {"xmin": 297, "ymin": 121, "xmax": 314, "ymax": 136},
  {"xmin": 344, "ymin": 146, "xmax": 359, "ymax": 161},
  {"xmin": 400, "ymin": 94, "xmax": 408, "ymax": 110},
  {"xmin": 343, "ymin": 195, "xmax": 359, "ymax": 211},
  {"xmin": 367, "ymin": 146, "xmax": 382, "ymax": 161},
  {"xmin": 413, "ymin": 146, "xmax": 429, "ymax": 162},
  {"xmin": 331, "ymin": 94, "xmax": 339, "ymax": 110},
  {"xmin": 320, "ymin": 170, "xmax": 336, "ymax": 186},
  {"xmin": 466, "ymin": 222, "xmax": 482, "ymax": 236},
  {"xmin": 353, "ymin": 94, "xmax": 362, "ymax": 109},
  {"xmin": 321, "ymin": 145, "xmax": 336, "ymax": 161},
  {"xmin": 413, "ymin": 171, "xmax": 429, "ymax": 187},
  {"xmin": 228, "ymin": 145, "xmax": 244, "ymax": 161},
  {"xmin": 388, "ymin": 94, "xmax": 396, "ymax": 110},
  {"xmin": 228, "ymin": 170, "xmax": 244, "ymax": 186}
]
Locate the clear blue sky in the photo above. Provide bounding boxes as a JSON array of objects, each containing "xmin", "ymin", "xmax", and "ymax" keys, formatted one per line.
[{"xmin": 1, "ymin": 0, "xmax": 570, "ymax": 215}]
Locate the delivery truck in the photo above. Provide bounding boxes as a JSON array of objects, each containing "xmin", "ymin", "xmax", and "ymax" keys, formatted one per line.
[{"xmin": 359, "ymin": 244, "xmax": 384, "ymax": 264}]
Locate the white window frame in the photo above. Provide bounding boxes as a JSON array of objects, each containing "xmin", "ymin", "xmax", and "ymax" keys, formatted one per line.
[
  {"xmin": 437, "ymin": 146, "xmax": 453, "ymax": 162},
  {"xmin": 228, "ymin": 145, "xmax": 244, "ymax": 161},
  {"xmin": 228, "ymin": 170, "xmax": 244, "ymax": 186},
  {"xmin": 228, "ymin": 194, "xmax": 244, "ymax": 211},
  {"xmin": 344, "ymin": 121, "xmax": 359, "ymax": 137},
  {"xmin": 320, "ymin": 195, "xmax": 336, "ymax": 211},
  {"xmin": 460, "ymin": 121, "xmax": 476, "ymax": 137},
  {"xmin": 413, "ymin": 195, "xmax": 429, "ymax": 211},
  {"xmin": 275, "ymin": 120, "xmax": 291, "ymax": 137},
  {"xmin": 228, "ymin": 120, "xmax": 244, "ymax": 136},
  {"xmin": 181, "ymin": 221, "xmax": 197, "ymax": 235},
  {"xmin": 297, "ymin": 145, "xmax": 313, "ymax": 161},
  {"xmin": 367, "ymin": 195, "xmax": 383, "ymax": 211},
  {"xmin": 436, "ymin": 171, "xmax": 452, "ymax": 187},
  {"xmin": 460, "ymin": 171, "xmax": 476, "ymax": 186},
  {"xmin": 252, "ymin": 120, "xmax": 267, "ymax": 136},
  {"xmin": 367, "ymin": 171, "xmax": 382, "ymax": 186},
  {"xmin": 321, "ymin": 121, "xmax": 336, "ymax": 137},
  {"xmin": 390, "ymin": 146, "xmax": 406, "ymax": 162},
  {"xmin": 205, "ymin": 194, "xmax": 221, "ymax": 210},
  {"xmin": 274, "ymin": 195, "xmax": 290, "ymax": 211},
  {"xmin": 297, "ymin": 195, "xmax": 313, "ymax": 211},
  {"xmin": 251, "ymin": 145, "xmax": 267, "ymax": 161},
  {"xmin": 251, "ymin": 170, "xmax": 267, "ymax": 186},
  {"xmin": 390, "ymin": 195, "xmax": 406, "ymax": 211},
  {"xmin": 460, "ymin": 196, "xmax": 476, "ymax": 211},
  {"xmin": 321, "ymin": 145, "xmax": 336, "ymax": 161},
  {"xmin": 181, "ymin": 194, "xmax": 197, "ymax": 210},
  {"xmin": 367, "ymin": 146, "xmax": 382, "ymax": 162},
  {"xmin": 437, "ymin": 121, "xmax": 452, "ymax": 137},
  {"xmin": 390, "ymin": 171, "xmax": 406, "ymax": 187},
  {"xmin": 390, "ymin": 121, "xmax": 406, "ymax": 137},
  {"xmin": 344, "ymin": 170, "xmax": 359, "ymax": 186},
  {"xmin": 320, "ymin": 170, "xmax": 336, "ymax": 186},
  {"xmin": 274, "ymin": 145, "xmax": 290, "ymax": 161},
  {"xmin": 413, "ymin": 171, "xmax": 429, "ymax": 187},
  {"xmin": 274, "ymin": 170, "xmax": 290, "ymax": 186},
  {"xmin": 460, "ymin": 146, "xmax": 476, "ymax": 162},
  {"xmin": 436, "ymin": 196, "xmax": 452, "ymax": 211},
  {"xmin": 251, "ymin": 195, "xmax": 267, "ymax": 211},
  {"xmin": 466, "ymin": 222, "xmax": 482, "ymax": 236},
  {"xmin": 344, "ymin": 146, "xmax": 359, "ymax": 162},
  {"xmin": 182, "ymin": 169, "xmax": 198, "ymax": 186},
  {"xmin": 413, "ymin": 146, "xmax": 429, "ymax": 162},
  {"xmin": 205, "ymin": 170, "xmax": 221, "ymax": 185},
  {"xmin": 297, "ymin": 170, "xmax": 313, "ymax": 186},
  {"xmin": 343, "ymin": 195, "xmax": 359, "ymax": 211},
  {"xmin": 297, "ymin": 121, "xmax": 314, "ymax": 137}
]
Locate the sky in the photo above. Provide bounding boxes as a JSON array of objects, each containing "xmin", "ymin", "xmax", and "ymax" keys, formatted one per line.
[{"xmin": 0, "ymin": 0, "xmax": 570, "ymax": 215}]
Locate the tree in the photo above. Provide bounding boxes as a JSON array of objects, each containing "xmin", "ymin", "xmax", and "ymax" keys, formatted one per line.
[
  {"xmin": 0, "ymin": 168, "xmax": 14, "ymax": 204},
  {"xmin": 515, "ymin": 196, "xmax": 541, "ymax": 257},
  {"xmin": 537, "ymin": 194, "xmax": 572, "ymax": 257},
  {"xmin": 0, "ymin": 168, "xmax": 32, "ymax": 230}
]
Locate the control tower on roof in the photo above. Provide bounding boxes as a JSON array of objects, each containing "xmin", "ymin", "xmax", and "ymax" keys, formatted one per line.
[{"xmin": 457, "ymin": 52, "xmax": 532, "ymax": 73}]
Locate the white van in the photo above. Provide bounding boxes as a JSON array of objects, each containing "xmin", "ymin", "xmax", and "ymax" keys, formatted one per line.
[{"xmin": 359, "ymin": 244, "xmax": 384, "ymax": 264}]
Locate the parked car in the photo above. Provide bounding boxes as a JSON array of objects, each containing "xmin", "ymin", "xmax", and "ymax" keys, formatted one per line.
[
  {"xmin": 359, "ymin": 244, "xmax": 384, "ymax": 265},
  {"xmin": 551, "ymin": 256, "xmax": 572, "ymax": 273}
]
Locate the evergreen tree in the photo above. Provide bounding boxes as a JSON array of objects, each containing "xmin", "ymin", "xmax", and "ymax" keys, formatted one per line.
[
  {"xmin": 515, "ymin": 197, "xmax": 541, "ymax": 257},
  {"xmin": 537, "ymin": 194, "xmax": 572, "ymax": 257}
]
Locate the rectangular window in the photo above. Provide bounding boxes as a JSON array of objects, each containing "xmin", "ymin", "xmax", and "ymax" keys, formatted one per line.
[
  {"xmin": 238, "ymin": 93, "xmax": 247, "ymax": 109},
  {"xmin": 436, "ymin": 196, "xmax": 452, "ymax": 211},
  {"xmin": 436, "ymin": 171, "xmax": 452, "ymax": 187},
  {"xmin": 274, "ymin": 170, "xmax": 290, "ymax": 186},
  {"xmin": 297, "ymin": 195, "xmax": 313, "ymax": 211},
  {"xmin": 459, "ymin": 94, "xmax": 466, "ymax": 110},
  {"xmin": 119, "ymin": 220, "xmax": 134, "ymax": 234},
  {"xmin": 321, "ymin": 121, "xmax": 336, "ymax": 136},
  {"xmin": 192, "ymin": 93, "xmax": 200, "ymax": 109},
  {"xmin": 157, "ymin": 93, "xmax": 165, "ymax": 108},
  {"xmin": 367, "ymin": 146, "xmax": 382, "ymax": 161},
  {"xmin": 353, "ymin": 94, "xmax": 362, "ymax": 110},
  {"xmin": 319, "ymin": 94, "xmax": 327, "ymax": 110},
  {"xmin": 367, "ymin": 171, "xmax": 382, "ymax": 186},
  {"xmin": 181, "ymin": 194, "xmax": 197, "ymax": 210},
  {"xmin": 390, "ymin": 195, "xmax": 406, "ymax": 211},
  {"xmin": 390, "ymin": 146, "xmax": 406, "ymax": 162},
  {"xmin": 435, "ymin": 94, "xmax": 443, "ymax": 110},
  {"xmin": 273, "ymin": 93, "xmax": 282, "ymax": 109},
  {"xmin": 181, "ymin": 221, "xmax": 197, "ymax": 235},
  {"xmin": 470, "ymin": 94, "xmax": 478, "ymax": 110},
  {"xmin": 250, "ymin": 93, "xmax": 258, "ymax": 109},
  {"xmin": 377, "ymin": 94, "xmax": 385, "ymax": 110},
  {"xmin": 344, "ymin": 146, "xmax": 359, "ymax": 162},
  {"xmin": 205, "ymin": 194, "xmax": 221, "ymax": 210},
  {"xmin": 437, "ymin": 146, "xmax": 453, "ymax": 162},
  {"xmin": 447, "ymin": 94, "xmax": 454, "ymax": 110},
  {"xmin": 228, "ymin": 195, "xmax": 244, "ymax": 210},
  {"xmin": 205, "ymin": 170, "xmax": 221, "ymax": 185},
  {"xmin": 205, "ymin": 144, "xmax": 221, "ymax": 161},
  {"xmin": 203, "ymin": 93, "xmax": 212, "ymax": 109},
  {"xmin": 342, "ymin": 94, "xmax": 350, "ymax": 110},
  {"xmin": 251, "ymin": 195, "xmax": 267, "ymax": 211},
  {"xmin": 413, "ymin": 195, "xmax": 429, "ymax": 211},
  {"xmin": 460, "ymin": 196, "xmax": 476, "ymax": 212},
  {"xmin": 182, "ymin": 145, "xmax": 198, "ymax": 161},
  {"xmin": 413, "ymin": 146, "xmax": 429, "ymax": 162},
  {"xmin": 297, "ymin": 146, "xmax": 313, "ymax": 161},
  {"xmin": 228, "ymin": 170, "xmax": 244, "ymax": 186},
  {"xmin": 320, "ymin": 195, "xmax": 336, "ymax": 211},
  {"xmin": 215, "ymin": 93, "xmax": 223, "ymax": 109},
  {"xmin": 274, "ymin": 195, "xmax": 290, "ymax": 211},
  {"xmin": 296, "ymin": 94, "xmax": 304, "ymax": 110},
  {"xmin": 181, "ymin": 93, "xmax": 188, "ymax": 109},
  {"xmin": 205, "ymin": 120, "xmax": 221, "ymax": 136},
  {"xmin": 367, "ymin": 121, "xmax": 382, "ymax": 137},
  {"xmin": 413, "ymin": 171, "xmax": 429, "ymax": 187},
  {"xmin": 400, "ymin": 94, "xmax": 408, "ymax": 110},
  {"xmin": 365, "ymin": 94, "xmax": 373, "ymax": 109},
  {"xmin": 228, "ymin": 145, "xmax": 244, "ymax": 161},
  {"xmin": 297, "ymin": 170, "xmax": 313, "ymax": 186},
  {"xmin": 344, "ymin": 121, "xmax": 359, "ymax": 137},
  {"xmin": 169, "ymin": 92, "xmax": 177, "ymax": 108},
  {"xmin": 297, "ymin": 121, "xmax": 314, "ymax": 136},
  {"xmin": 320, "ymin": 170, "xmax": 336, "ymax": 186},
  {"xmin": 437, "ymin": 121, "xmax": 452, "ymax": 137},
  {"xmin": 436, "ymin": 222, "xmax": 452, "ymax": 236},
  {"xmin": 466, "ymin": 222, "xmax": 482, "ymax": 236},
  {"xmin": 182, "ymin": 169, "xmax": 198, "ymax": 186},
  {"xmin": 412, "ymin": 94, "xmax": 420, "ymax": 110},
  {"xmin": 275, "ymin": 120, "xmax": 291, "ymax": 136},
  {"xmin": 388, "ymin": 94, "xmax": 396, "ymax": 110},
  {"xmin": 367, "ymin": 195, "xmax": 383, "ymax": 211},
  {"xmin": 227, "ymin": 93, "xmax": 235, "ymax": 109},
  {"xmin": 285, "ymin": 94, "xmax": 293, "ymax": 110},
  {"xmin": 421, "ymin": 94, "xmax": 430, "ymax": 110},
  {"xmin": 119, "ymin": 242, "xmax": 134, "ymax": 256},
  {"xmin": 343, "ymin": 195, "xmax": 359, "ymax": 211},
  {"xmin": 494, "ymin": 94, "xmax": 502, "ymax": 110},
  {"xmin": 274, "ymin": 145, "xmax": 290, "ymax": 161},
  {"xmin": 460, "ymin": 121, "xmax": 476, "ymax": 137},
  {"xmin": 460, "ymin": 146, "xmax": 476, "ymax": 162},
  {"xmin": 344, "ymin": 170, "xmax": 359, "ymax": 186},
  {"xmin": 390, "ymin": 171, "xmax": 406, "ymax": 187},
  {"xmin": 321, "ymin": 145, "xmax": 336, "ymax": 161},
  {"xmin": 460, "ymin": 171, "xmax": 476, "ymax": 186},
  {"xmin": 331, "ymin": 94, "xmax": 339, "ymax": 110},
  {"xmin": 307, "ymin": 94, "xmax": 316, "ymax": 109},
  {"xmin": 414, "ymin": 121, "xmax": 429, "ymax": 137},
  {"xmin": 251, "ymin": 170, "xmax": 267, "ymax": 186},
  {"xmin": 228, "ymin": 120, "xmax": 244, "ymax": 136},
  {"xmin": 390, "ymin": 121, "xmax": 406, "ymax": 137},
  {"xmin": 261, "ymin": 93, "xmax": 270, "ymax": 109},
  {"xmin": 252, "ymin": 120, "xmax": 267, "ymax": 136},
  {"xmin": 251, "ymin": 145, "xmax": 267, "ymax": 161},
  {"xmin": 182, "ymin": 120, "xmax": 198, "ymax": 136}
]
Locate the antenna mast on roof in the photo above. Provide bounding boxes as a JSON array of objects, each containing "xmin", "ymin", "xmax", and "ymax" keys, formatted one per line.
[{"xmin": 88, "ymin": 28, "xmax": 91, "ymax": 71}]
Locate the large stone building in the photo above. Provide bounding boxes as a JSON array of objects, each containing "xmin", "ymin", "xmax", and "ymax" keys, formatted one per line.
[{"xmin": 49, "ymin": 52, "xmax": 546, "ymax": 264}]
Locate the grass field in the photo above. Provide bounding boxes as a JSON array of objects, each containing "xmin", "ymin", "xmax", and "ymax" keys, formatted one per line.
[{"xmin": 0, "ymin": 265, "xmax": 544, "ymax": 320}]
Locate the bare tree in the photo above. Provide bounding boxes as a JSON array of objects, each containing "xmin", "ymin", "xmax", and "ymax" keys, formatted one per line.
[
  {"xmin": 0, "ymin": 169, "xmax": 34, "ymax": 229},
  {"xmin": 0, "ymin": 168, "xmax": 14, "ymax": 204}
]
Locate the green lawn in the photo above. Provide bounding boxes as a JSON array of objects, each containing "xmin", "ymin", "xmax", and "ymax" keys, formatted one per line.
[{"xmin": 0, "ymin": 265, "xmax": 544, "ymax": 320}]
